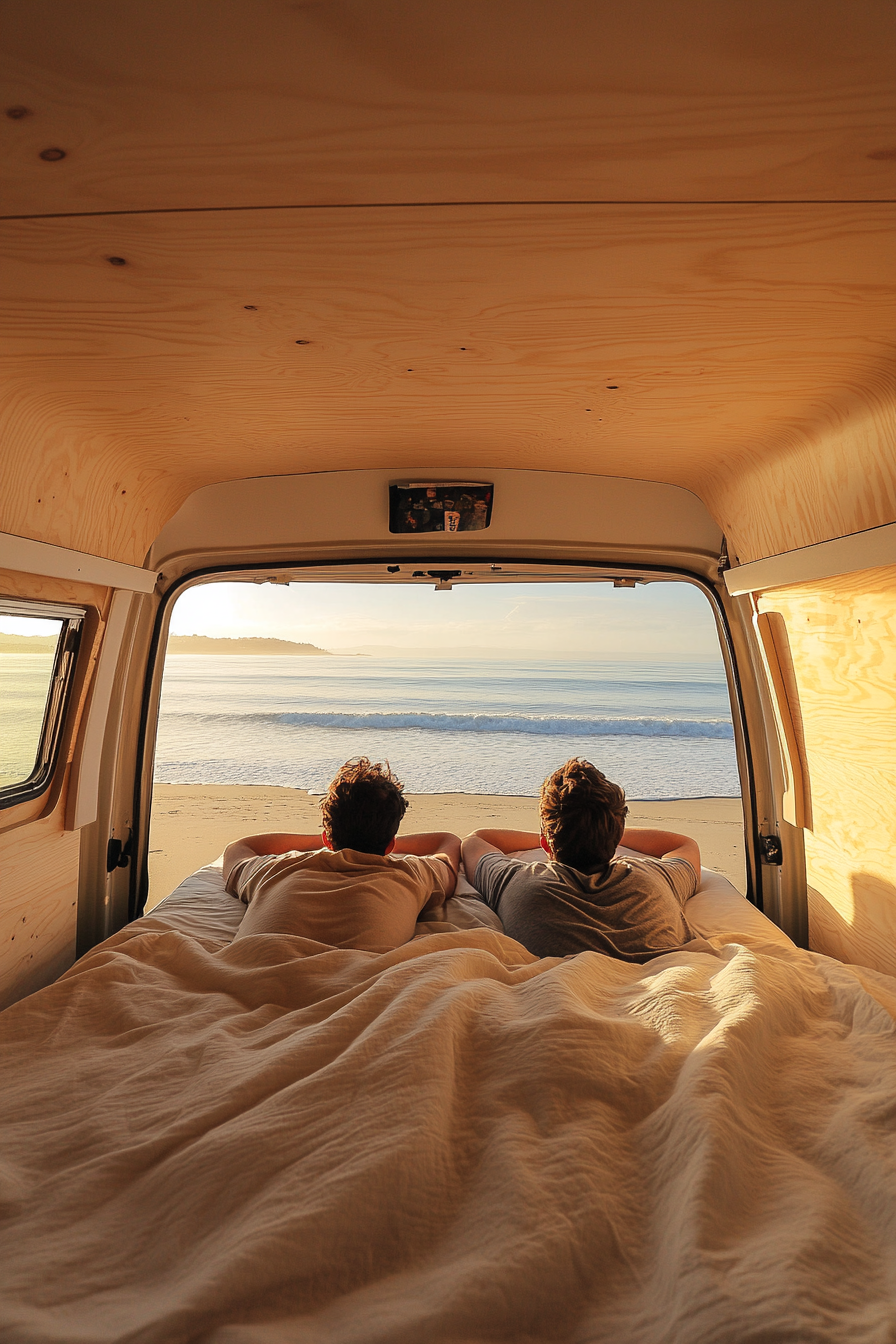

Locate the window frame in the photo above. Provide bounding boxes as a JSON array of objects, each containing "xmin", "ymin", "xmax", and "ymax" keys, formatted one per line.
[
  {"xmin": 130, "ymin": 557, "xmax": 759, "ymax": 920},
  {"xmin": 0, "ymin": 597, "xmax": 86, "ymax": 810}
]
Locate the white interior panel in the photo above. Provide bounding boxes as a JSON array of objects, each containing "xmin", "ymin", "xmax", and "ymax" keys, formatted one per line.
[{"xmin": 149, "ymin": 469, "xmax": 723, "ymax": 578}]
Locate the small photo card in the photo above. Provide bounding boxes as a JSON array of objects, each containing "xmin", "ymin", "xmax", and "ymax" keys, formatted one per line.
[{"xmin": 389, "ymin": 482, "xmax": 494, "ymax": 534}]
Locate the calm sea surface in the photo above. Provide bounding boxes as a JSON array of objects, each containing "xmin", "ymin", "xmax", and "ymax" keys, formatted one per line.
[{"xmin": 154, "ymin": 655, "xmax": 740, "ymax": 798}]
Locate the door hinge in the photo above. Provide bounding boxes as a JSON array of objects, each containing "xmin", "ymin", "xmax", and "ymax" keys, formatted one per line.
[{"xmin": 107, "ymin": 829, "xmax": 133, "ymax": 873}]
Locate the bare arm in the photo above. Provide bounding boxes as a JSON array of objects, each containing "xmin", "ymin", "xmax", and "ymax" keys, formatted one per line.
[
  {"xmin": 620, "ymin": 826, "xmax": 701, "ymax": 877},
  {"xmin": 461, "ymin": 829, "xmax": 541, "ymax": 883},
  {"xmin": 392, "ymin": 831, "xmax": 461, "ymax": 907},
  {"xmin": 222, "ymin": 832, "xmax": 322, "ymax": 887}
]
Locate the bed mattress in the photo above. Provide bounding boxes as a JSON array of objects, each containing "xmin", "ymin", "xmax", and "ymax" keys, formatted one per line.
[{"xmin": 147, "ymin": 847, "xmax": 798, "ymax": 956}]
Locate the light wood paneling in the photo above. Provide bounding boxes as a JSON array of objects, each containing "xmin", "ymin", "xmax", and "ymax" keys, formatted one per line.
[
  {"xmin": 0, "ymin": 1, "xmax": 893, "ymax": 566},
  {"xmin": 0, "ymin": 567, "xmax": 108, "ymax": 610},
  {"xmin": 759, "ymin": 565, "xmax": 896, "ymax": 975},
  {"xmin": 1, "ymin": 0, "xmax": 893, "ymax": 216},
  {"xmin": 726, "ymin": 523, "xmax": 896, "ymax": 595},
  {"xmin": 707, "ymin": 392, "xmax": 896, "ymax": 563},
  {"xmin": 0, "ymin": 572, "xmax": 107, "ymax": 1006},
  {"xmin": 0, "ymin": 204, "xmax": 893, "ymax": 565},
  {"xmin": 0, "ymin": 814, "xmax": 80, "ymax": 1008}
]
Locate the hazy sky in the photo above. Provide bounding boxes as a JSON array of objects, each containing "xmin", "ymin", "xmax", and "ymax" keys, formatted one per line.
[
  {"xmin": 168, "ymin": 580, "xmax": 723, "ymax": 660},
  {"xmin": 0, "ymin": 616, "xmax": 63, "ymax": 636}
]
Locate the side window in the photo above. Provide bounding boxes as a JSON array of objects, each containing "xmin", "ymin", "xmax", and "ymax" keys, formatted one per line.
[{"xmin": 0, "ymin": 598, "xmax": 85, "ymax": 808}]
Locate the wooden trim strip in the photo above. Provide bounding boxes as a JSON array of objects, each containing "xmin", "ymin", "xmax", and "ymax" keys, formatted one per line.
[
  {"xmin": 725, "ymin": 524, "xmax": 896, "ymax": 596},
  {"xmin": 0, "ymin": 531, "xmax": 158, "ymax": 594},
  {"xmin": 65, "ymin": 592, "xmax": 133, "ymax": 832}
]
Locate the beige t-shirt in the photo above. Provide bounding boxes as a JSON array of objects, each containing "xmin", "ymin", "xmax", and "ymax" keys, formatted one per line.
[{"xmin": 227, "ymin": 848, "xmax": 452, "ymax": 951}]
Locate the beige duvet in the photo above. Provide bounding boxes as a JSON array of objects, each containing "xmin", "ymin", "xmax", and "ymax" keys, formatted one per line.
[{"xmin": 2, "ymin": 891, "xmax": 896, "ymax": 1342}]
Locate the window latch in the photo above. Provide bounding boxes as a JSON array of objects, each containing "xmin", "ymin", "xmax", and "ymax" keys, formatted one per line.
[{"xmin": 107, "ymin": 830, "xmax": 133, "ymax": 873}]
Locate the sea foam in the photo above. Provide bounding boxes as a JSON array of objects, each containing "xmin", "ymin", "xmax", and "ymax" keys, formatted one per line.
[{"xmin": 174, "ymin": 709, "xmax": 733, "ymax": 739}]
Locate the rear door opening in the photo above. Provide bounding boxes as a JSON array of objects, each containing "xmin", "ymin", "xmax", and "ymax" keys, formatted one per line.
[{"xmin": 145, "ymin": 565, "xmax": 748, "ymax": 910}]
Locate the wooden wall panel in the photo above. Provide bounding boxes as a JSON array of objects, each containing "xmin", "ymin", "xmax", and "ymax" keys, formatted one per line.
[
  {"xmin": 704, "ymin": 391, "xmax": 896, "ymax": 564},
  {"xmin": 758, "ymin": 565, "xmax": 896, "ymax": 975},
  {"xmin": 0, "ymin": 570, "xmax": 107, "ymax": 1004},
  {"xmin": 0, "ymin": 813, "xmax": 80, "ymax": 1009},
  {"xmin": 0, "ymin": 566, "xmax": 108, "ymax": 609}
]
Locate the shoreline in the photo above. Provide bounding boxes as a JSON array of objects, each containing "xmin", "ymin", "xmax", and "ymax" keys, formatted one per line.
[{"xmin": 148, "ymin": 784, "xmax": 746, "ymax": 909}]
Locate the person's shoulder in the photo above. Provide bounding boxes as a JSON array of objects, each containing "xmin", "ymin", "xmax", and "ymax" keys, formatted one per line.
[
  {"xmin": 386, "ymin": 851, "xmax": 426, "ymax": 867},
  {"xmin": 256, "ymin": 847, "xmax": 330, "ymax": 874},
  {"xmin": 389, "ymin": 851, "xmax": 451, "ymax": 877},
  {"xmin": 228, "ymin": 849, "xmax": 318, "ymax": 898},
  {"xmin": 626, "ymin": 853, "xmax": 699, "ymax": 890},
  {"xmin": 476, "ymin": 850, "xmax": 513, "ymax": 869},
  {"xmin": 228, "ymin": 852, "xmax": 273, "ymax": 888},
  {"xmin": 237, "ymin": 851, "xmax": 287, "ymax": 878},
  {"xmin": 642, "ymin": 853, "xmax": 698, "ymax": 876},
  {"xmin": 475, "ymin": 851, "xmax": 535, "ymax": 879}
]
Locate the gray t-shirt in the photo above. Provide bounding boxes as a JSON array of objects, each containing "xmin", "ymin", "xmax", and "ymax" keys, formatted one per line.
[{"xmin": 474, "ymin": 852, "xmax": 698, "ymax": 962}]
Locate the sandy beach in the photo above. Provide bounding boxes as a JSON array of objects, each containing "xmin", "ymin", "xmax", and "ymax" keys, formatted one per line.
[{"xmin": 147, "ymin": 784, "xmax": 746, "ymax": 908}]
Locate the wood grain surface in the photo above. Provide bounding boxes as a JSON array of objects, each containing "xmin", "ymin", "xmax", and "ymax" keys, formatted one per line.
[
  {"xmin": 759, "ymin": 565, "xmax": 896, "ymax": 974},
  {"xmin": 0, "ymin": 815, "xmax": 80, "ymax": 1008},
  {"xmin": 1, "ymin": 0, "xmax": 893, "ymax": 215},
  {"xmin": 0, "ymin": 203, "xmax": 893, "ymax": 565},
  {"xmin": 0, "ymin": 566, "xmax": 109, "ymax": 610}
]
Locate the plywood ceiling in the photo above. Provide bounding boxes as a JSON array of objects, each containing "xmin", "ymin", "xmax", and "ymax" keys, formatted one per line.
[
  {"xmin": 1, "ymin": 0, "xmax": 894, "ymax": 566},
  {"xmin": 3, "ymin": 0, "xmax": 895, "ymax": 211}
]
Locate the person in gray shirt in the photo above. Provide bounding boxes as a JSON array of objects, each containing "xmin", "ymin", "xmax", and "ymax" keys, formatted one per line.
[{"xmin": 461, "ymin": 757, "xmax": 700, "ymax": 963}]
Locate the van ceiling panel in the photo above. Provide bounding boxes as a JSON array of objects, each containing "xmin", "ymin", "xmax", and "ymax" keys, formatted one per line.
[
  {"xmin": 2, "ymin": 204, "xmax": 893, "ymax": 569},
  {"xmin": 2, "ymin": 0, "xmax": 894, "ymax": 213},
  {"xmin": 0, "ymin": 0, "xmax": 893, "ymax": 570},
  {"xmin": 149, "ymin": 470, "xmax": 722, "ymax": 583}
]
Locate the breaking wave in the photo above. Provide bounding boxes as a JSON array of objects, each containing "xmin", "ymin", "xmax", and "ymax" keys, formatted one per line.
[{"xmin": 171, "ymin": 710, "xmax": 733, "ymax": 739}]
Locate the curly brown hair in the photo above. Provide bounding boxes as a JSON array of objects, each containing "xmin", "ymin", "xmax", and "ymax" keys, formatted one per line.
[
  {"xmin": 539, "ymin": 758, "xmax": 628, "ymax": 871},
  {"xmin": 320, "ymin": 757, "xmax": 409, "ymax": 855}
]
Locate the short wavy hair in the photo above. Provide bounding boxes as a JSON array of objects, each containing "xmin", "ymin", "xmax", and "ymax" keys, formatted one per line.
[
  {"xmin": 320, "ymin": 757, "xmax": 408, "ymax": 855},
  {"xmin": 539, "ymin": 758, "xmax": 628, "ymax": 870}
]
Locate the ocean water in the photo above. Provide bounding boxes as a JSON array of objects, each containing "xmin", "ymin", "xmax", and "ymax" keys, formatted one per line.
[{"xmin": 154, "ymin": 656, "xmax": 740, "ymax": 798}]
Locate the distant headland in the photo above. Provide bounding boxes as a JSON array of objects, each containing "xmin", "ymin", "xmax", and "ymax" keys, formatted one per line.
[
  {"xmin": 167, "ymin": 636, "xmax": 332, "ymax": 656},
  {"xmin": 0, "ymin": 633, "xmax": 58, "ymax": 653}
]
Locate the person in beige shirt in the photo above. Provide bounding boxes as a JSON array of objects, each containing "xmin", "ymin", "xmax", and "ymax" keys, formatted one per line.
[{"xmin": 223, "ymin": 757, "xmax": 460, "ymax": 952}]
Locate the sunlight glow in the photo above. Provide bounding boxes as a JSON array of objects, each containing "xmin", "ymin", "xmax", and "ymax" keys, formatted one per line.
[{"xmin": 169, "ymin": 580, "xmax": 720, "ymax": 660}]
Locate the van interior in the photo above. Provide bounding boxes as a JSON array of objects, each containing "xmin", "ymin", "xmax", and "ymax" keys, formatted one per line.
[{"xmin": 1, "ymin": 2, "xmax": 894, "ymax": 1338}]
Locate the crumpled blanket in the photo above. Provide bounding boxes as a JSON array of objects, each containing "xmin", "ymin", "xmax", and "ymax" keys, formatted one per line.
[{"xmin": 1, "ymin": 918, "xmax": 895, "ymax": 1344}]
